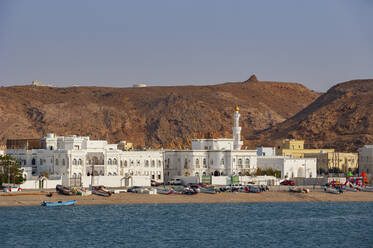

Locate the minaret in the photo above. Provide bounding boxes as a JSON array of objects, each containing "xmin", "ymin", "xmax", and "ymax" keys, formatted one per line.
[{"xmin": 233, "ymin": 105, "xmax": 243, "ymax": 150}]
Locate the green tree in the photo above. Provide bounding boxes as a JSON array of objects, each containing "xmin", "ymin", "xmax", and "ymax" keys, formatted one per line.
[{"xmin": 0, "ymin": 155, "xmax": 26, "ymax": 186}]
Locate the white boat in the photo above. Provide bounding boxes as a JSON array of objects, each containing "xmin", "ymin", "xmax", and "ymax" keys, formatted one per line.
[
  {"xmin": 200, "ymin": 187, "xmax": 216, "ymax": 194},
  {"xmin": 325, "ymin": 187, "xmax": 342, "ymax": 194},
  {"xmin": 157, "ymin": 188, "xmax": 174, "ymax": 195}
]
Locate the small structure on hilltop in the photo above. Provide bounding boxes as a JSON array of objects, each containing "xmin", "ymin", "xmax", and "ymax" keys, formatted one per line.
[
  {"xmin": 244, "ymin": 74, "xmax": 259, "ymax": 83},
  {"xmin": 31, "ymin": 80, "xmax": 53, "ymax": 87},
  {"xmin": 133, "ymin": 83, "xmax": 147, "ymax": 88}
]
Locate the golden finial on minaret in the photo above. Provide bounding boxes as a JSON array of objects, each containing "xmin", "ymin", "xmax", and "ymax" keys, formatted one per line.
[{"xmin": 235, "ymin": 105, "xmax": 240, "ymax": 111}]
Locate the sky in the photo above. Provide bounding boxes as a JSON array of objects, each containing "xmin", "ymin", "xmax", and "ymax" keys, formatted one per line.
[{"xmin": 0, "ymin": 0, "xmax": 372, "ymax": 92}]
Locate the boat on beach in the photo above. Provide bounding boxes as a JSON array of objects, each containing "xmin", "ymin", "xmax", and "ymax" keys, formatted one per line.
[
  {"xmin": 200, "ymin": 186, "xmax": 216, "ymax": 194},
  {"xmin": 157, "ymin": 188, "xmax": 175, "ymax": 195},
  {"xmin": 245, "ymin": 185, "xmax": 261, "ymax": 193},
  {"xmin": 92, "ymin": 186, "xmax": 112, "ymax": 197},
  {"xmin": 56, "ymin": 185, "xmax": 73, "ymax": 195},
  {"xmin": 41, "ymin": 200, "xmax": 77, "ymax": 207},
  {"xmin": 325, "ymin": 187, "xmax": 343, "ymax": 194}
]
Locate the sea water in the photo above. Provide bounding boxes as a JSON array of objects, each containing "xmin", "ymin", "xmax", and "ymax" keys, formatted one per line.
[{"xmin": 1, "ymin": 202, "xmax": 373, "ymax": 248}]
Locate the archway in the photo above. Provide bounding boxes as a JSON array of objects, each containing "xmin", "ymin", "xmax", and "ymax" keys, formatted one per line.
[{"xmin": 214, "ymin": 171, "xmax": 221, "ymax": 176}]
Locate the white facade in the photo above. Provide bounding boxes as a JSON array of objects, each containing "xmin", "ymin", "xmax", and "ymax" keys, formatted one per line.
[
  {"xmin": 7, "ymin": 135, "xmax": 164, "ymax": 187},
  {"xmin": 359, "ymin": 145, "xmax": 373, "ymax": 177},
  {"xmin": 164, "ymin": 150, "xmax": 258, "ymax": 182},
  {"xmin": 164, "ymin": 107, "xmax": 316, "ymax": 181},
  {"xmin": 256, "ymin": 147, "xmax": 276, "ymax": 157},
  {"xmin": 257, "ymin": 156, "xmax": 317, "ymax": 178}
]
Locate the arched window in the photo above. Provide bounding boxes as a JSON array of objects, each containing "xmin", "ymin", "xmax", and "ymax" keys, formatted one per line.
[
  {"xmin": 195, "ymin": 172, "xmax": 199, "ymax": 177},
  {"xmin": 202, "ymin": 171, "xmax": 206, "ymax": 176},
  {"xmin": 137, "ymin": 160, "xmax": 140, "ymax": 166},
  {"xmin": 62, "ymin": 159, "xmax": 65, "ymax": 166},
  {"xmin": 55, "ymin": 159, "xmax": 58, "ymax": 166},
  {"xmin": 108, "ymin": 159, "xmax": 112, "ymax": 165},
  {"xmin": 78, "ymin": 159, "xmax": 82, "ymax": 165},
  {"xmin": 130, "ymin": 160, "xmax": 134, "ymax": 167},
  {"xmin": 32, "ymin": 158, "xmax": 36, "ymax": 165},
  {"xmin": 73, "ymin": 159, "xmax": 77, "ymax": 165},
  {"xmin": 113, "ymin": 158, "xmax": 117, "ymax": 165},
  {"xmin": 238, "ymin": 159, "xmax": 242, "ymax": 166},
  {"xmin": 120, "ymin": 160, "xmax": 123, "ymax": 166},
  {"xmin": 73, "ymin": 173, "xmax": 77, "ymax": 178},
  {"xmin": 184, "ymin": 158, "xmax": 188, "ymax": 169},
  {"xmin": 151, "ymin": 160, "xmax": 155, "ymax": 167},
  {"xmin": 78, "ymin": 173, "xmax": 82, "ymax": 178},
  {"xmin": 113, "ymin": 172, "xmax": 117, "ymax": 176},
  {"xmin": 221, "ymin": 158, "xmax": 224, "ymax": 165},
  {"xmin": 203, "ymin": 159, "xmax": 207, "ymax": 168},
  {"xmin": 157, "ymin": 160, "xmax": 161, "ymax": 168},
  {"xmin": 108, "ymin": 172, "xmax": 112, "ymax": 176},
  {"xmin": 145, "ymin": 160, "xmax": 149, "ymax": 167},
  {"xmin": 245, "ymin": 159, "xmax": 250, "ymax": 168},
  {"xmin": 195, "ymin": 159, "xmax": 200, "ymax": 168},
  {"xmin": 124, "ymin": 161, "xmax": 128, "ymax": 167}
]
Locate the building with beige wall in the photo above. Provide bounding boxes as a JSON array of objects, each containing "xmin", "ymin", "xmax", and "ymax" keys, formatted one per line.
[
  {"xmin": 276, "ymin": 139, "xmax": 334, "ymax": 158},
  {"xmin": 304, "ymin": 152, "xmax": 358, "ymax": 173}
]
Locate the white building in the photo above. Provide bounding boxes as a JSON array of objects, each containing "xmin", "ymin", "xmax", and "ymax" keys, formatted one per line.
[
  {"xmin": 164, "ymin": 106, "xmax": 316, "ymax": 182},
  {"xmin": 7, "ymin": 134, "xmax": 164, "ymax": 187},
  {"xmin": 256, "ymin": 147, "xmax": 276, "ymax": 157},
  {"xmin": 257, "ymin": 157, "xmax": 316, "ymax": 178},
  {"xmin": 359, "ymin": 145, "xmax": 373, "ymax": 177}
]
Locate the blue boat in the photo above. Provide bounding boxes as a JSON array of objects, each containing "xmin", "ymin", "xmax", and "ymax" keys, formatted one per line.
[{"xmin": 41, "ymin": 200, "xmax": 77, "ymax": 207}]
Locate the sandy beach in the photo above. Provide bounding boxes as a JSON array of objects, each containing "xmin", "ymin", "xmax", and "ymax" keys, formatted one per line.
[{"xmin": 1, "ymin": 191, "xmax": 373, "ymax": 207}]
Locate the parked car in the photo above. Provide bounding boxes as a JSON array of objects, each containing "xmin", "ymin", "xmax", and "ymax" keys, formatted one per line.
[
  {"xmin": 169, "ymin": 179, "xmax": 182, "ymax": 185},
  {"xmin": 280, "ymin": 180, "xmax": 295, "ymax": 186},
  {"xmin": 151, "ymin": 180, "xmax": 161, "ymax": 187},
  {"xmin": 127, "ymin": 186, "xmax": 142, "ymax": 193}
]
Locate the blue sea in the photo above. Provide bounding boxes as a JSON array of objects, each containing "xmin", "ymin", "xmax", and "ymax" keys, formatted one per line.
[{"xmin": 1, "ymin": 202, "xmax": 373, "ymax": 248}]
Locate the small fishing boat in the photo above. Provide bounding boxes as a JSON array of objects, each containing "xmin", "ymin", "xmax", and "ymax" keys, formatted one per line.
[
  {"xmin": 361, "ymin": 187, "xmax": 373, "ymax": 192},
  {"xmin": 325, "ymin": 187, "xmax": 343, "ymax": 194},
  {"xmin": 289, "ymin": 187, "xmax": 309, "ymax": 193},
  {"xmin": 56, "ymin": 185, "xmax": 72, "ymax": 195},
  {"xmin": 157, "ymin": 188, "xmax": 175, "ymax": 195},
  {"xmin": 92, "ymin": 186, "xmax": 112, "ymax": 197},
  {"xmin": 41, "ymin": 200, "xmax": 77, "ymax": 207},
  {"xmin": 342, "ymin": 186, "xmax": 357, "ymax": 192},
  {"xmin": 245, "ymin": 186, "xmax": 261, "ymax": 193},
  {"xmin": 200, "ymin": 186, "xmax": 216, "ymax": 194}
]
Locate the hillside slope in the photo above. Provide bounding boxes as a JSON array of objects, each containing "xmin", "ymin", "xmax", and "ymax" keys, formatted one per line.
[
  {"xmin": 257, "ymin": 79, "xmax": 373, "ymax": 152},
  {"xmin": 0, "ymin": 80, "xmax": 318, "ymax": 149}
]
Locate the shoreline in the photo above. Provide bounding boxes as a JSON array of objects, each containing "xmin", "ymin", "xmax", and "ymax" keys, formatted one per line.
[{"xmin": 1, "ymin": 191, "xmax": 373, "ymax": 207}]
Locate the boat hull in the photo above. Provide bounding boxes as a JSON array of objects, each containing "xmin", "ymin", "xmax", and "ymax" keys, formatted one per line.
[{"xmin": 42, "ymin": 200, "xmax": 77, "ymax": 207}]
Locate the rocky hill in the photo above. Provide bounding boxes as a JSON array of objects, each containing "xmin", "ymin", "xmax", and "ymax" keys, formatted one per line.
[
  {"xmin": 0, "ymin": 79, "xmax": 318, "ymax": 149},
  {"xmin": 257, "ymin": 79, "xmax": 373, "ymax": 152}
]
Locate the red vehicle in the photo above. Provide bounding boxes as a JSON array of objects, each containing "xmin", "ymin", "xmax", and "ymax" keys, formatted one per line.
[{"xmin": 280, "ymin": 180, "xmax": 295, "ymax": 186}]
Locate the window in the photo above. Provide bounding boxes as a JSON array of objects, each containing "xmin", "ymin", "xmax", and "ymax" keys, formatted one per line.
[
  {"xmin": 124, "ymin": 161, "xmax": 128, "ymax": 167},
  {"xmin": 158, "ymin": 174, "xmax": 161, "ymax": 180},
  {"xmin": 195, "ymin": 172, "xmax": 199, "ymax": 177},
  {"xmin": 145, "ymin": 160, "xmax": 149, "ymax": 167},
  {"xmin": 130, "ymin": 160, "xmax": 134, "ymax": 166},
  {"xmin": 55, "ymin": 159, "xmax": 58, "ymax": 166},
  {"xmin": 245, "ymin": 159, "xmax": 250, "ymax": 168},
  {"xmin": 195, "ymin": 159, "xmax": 200, "ymax": 168},
  {"xmin": 108, "ymin": 159, "xmax": 112, "ymax": 165},
  {"xmin": 32, "ymin": 158, "xmax": 36, "ymax": 165},
  {"xmin": 184, "ymin": 158, "xmax": 188, "ymax": 169},
  {"xmin": 151, "ymin": 160, "xmax": 155, "ymax": 167},
  {"xmin": 221, "ymin": 158, "xmax": 224, "ymax": 165},
  {"xmin": 157, "ymin": 160, "xmax": 161, "ymax": 168},
  {"xmin": 40, "ymin": 159, "xmax": 43, "ymax": 166},
  {"xmin": 137, "ymin": 160, "xmax": 140, "ymax": 166},
  {"xmin": 113, "ymin": 158, "xmax": 117, "ymax": 165},
  {"xmin": 78, "ymin": 159, "xmax": 82, "ymax": 165},
  {"xmin": 203, "ymin": 159, "xmax": 207, "ymax": 168},
  {"xmin": 73, "ymin": 159, "xmax": 77, "ymax": 165}
]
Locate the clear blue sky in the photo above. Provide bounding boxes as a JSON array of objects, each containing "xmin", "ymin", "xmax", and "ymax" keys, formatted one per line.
[{"xmin": 0, "ymin": 0, "xmax": 372, "ymax": 91}]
